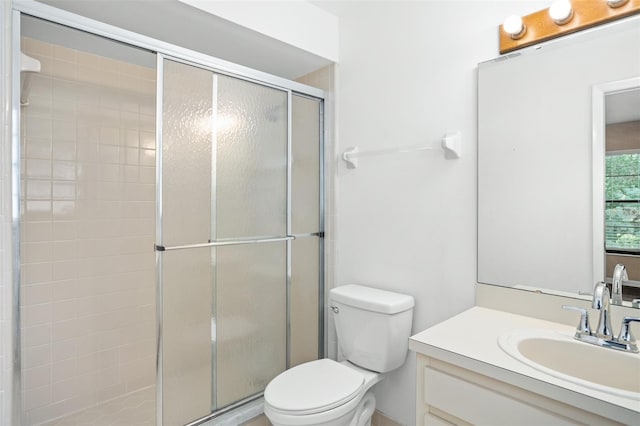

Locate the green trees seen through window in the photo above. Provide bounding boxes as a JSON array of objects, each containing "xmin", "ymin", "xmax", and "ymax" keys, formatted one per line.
[{"xmin": 605, "ymin": 152, "xmax": 640, "ymax": 252}]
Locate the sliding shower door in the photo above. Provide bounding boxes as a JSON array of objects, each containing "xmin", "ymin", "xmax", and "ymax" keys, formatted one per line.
[{"xmin": 159, "ymin": 58, "xmax": 291, "ymax": 425}]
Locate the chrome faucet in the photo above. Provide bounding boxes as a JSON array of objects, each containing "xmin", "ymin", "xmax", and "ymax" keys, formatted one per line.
[
  {"xmin": 563, "ymin": 282, "xmax": 640, "ymax": 353},
  {"xmin": 611, "ymin": 263, "xmax": 627, "ymax": 305},
  {"xmin": 592, "ymin": 282, "xmax": 613, "ymax": 339}
]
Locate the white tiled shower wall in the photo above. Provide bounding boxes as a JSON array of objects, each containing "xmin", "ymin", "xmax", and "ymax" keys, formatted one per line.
[
  {"xmin": 295, "ymin": 64, "xmax": 337, "ymax": 360},
  {"xmin": 19, "ymin": 37, "xmax": 156, "ymax": 425},
  {"xmin": 1, "ymin": 1, "xmax": 14, "ymax": 425}
]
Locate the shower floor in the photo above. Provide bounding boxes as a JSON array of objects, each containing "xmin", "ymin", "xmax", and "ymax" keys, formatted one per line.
[{"xmin": 41, "ymin": 387, "xmax": 155, "ymax": 426}]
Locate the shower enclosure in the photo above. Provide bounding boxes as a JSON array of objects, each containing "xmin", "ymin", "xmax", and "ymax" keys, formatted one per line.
[{"xmin": 13, "ymin": 7, "xmax": 325, "ymax": 426}]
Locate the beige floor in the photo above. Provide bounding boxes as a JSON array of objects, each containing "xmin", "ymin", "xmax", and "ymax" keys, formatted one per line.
[
  {"xmin": 240, "ymin": 411, "xmax": 401, "ymax": 426},
  {"xmin": 240, "ymin": 414, "xmax": 271, "ymax": 426},
  {"xmin": 41, "ymin": 387, "xmax": 155, "ymax": 426}
]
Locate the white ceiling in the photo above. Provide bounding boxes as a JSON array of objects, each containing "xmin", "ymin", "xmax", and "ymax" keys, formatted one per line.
[
  {"xmin": 31, "ymin": 0, "xmax": 332, "ymax": 80},
  {"xmin": 606, "ymin": 88, "xmax": 640, "ymax": 124}
]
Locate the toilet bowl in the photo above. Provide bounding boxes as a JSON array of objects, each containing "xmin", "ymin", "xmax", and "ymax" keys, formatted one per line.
[
  {"xmin": 264, "ymin": 359, "xmax": 381, "ymax": 426},
  {"xmin": 264, "ymin": 285, "xmax": 415, "ymax": 426}
]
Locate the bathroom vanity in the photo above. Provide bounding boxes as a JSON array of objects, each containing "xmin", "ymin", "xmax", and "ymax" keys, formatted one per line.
[{"xmin": 409, "ymin": 292, "xmax": 640, "ymax": 426}]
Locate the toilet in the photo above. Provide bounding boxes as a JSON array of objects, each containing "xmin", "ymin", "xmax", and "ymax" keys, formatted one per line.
[{"xmin": 264, "ymin": 284, "xmax": 415, "ymax": 426}]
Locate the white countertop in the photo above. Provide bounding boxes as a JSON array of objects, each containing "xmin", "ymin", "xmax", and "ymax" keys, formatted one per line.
[{"xmin": 409, "ymin": 306, "xmax": 640, "ymax": 424}]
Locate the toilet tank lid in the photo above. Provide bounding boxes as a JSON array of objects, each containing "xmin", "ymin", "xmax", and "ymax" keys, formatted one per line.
[{"xmin": 329, "ymin": 285, "xmax": 414, "ymax": 314}]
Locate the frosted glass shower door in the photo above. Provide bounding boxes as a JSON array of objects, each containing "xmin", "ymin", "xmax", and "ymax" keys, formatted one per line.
[{"xmin": 159, "ymin": 58, "xmax": 288, "ymax": 425}]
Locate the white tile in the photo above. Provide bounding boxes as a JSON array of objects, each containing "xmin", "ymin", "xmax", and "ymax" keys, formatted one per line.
[
  {"xmin": 99, "ymin": 107, "xmax": 120, "ymax": 127},
  {"xmin": 52, "ymin": 161, "xmax": 76, "ymax": 180},
  {"xmin": 24, "ymin": 364, "xmax": 52, "ymax": 390},
  {"xmin": 76, "ymin": 84, "xmax": 101, "ymax": 107},
  {"xmin": 52, "ymin": 201, "xmax": 76, "ymax": 220},
  {"xmin": 98, "ymin": 145, "xmax": 120, "ymax": 164},
  {"xmin": 26, "ymin": 159, "xmax": 52, "ymax": 179},
  {"xmin": 25, "ymin": 221, "xmax": 53, "ymax": 243},
  {"xmin": 52, "ymin": 299, "xmax": 77, "ymax": 322},
  {"xmin": 51, "ymin": 357, "xmax": 78, "ymax": 383},
  {"xmin": 52, "ymin": 44, "xmax": 76, "ymax": 62},
  {"xmin": 139, "ymin": 149, "xmax": 155, "ymax": 167},
  {"xmin": 52, "ymin": 97, "xmax": 76, "ymax": 120},
  {"xmin": 51, "ymin": 375, "xmax": 81, "ymax": 403},
  {"xmin": 123, "ymin": 165, "xmax": 138, "ymax": 183},
  {"xmin": 123, "ymin": 129, "xmax": 139, "ymax": 147},
  {"xmin": 22, "ymin": 283, "xmax": 53, "ymax": 306},
  {"xmin": 52, "ymin": 318, "xmax": 85, "ymax": 342},
  {"xmin": 24, "ymin": 303, "xmax": 52, "ymax": 327},
  {"xmin": 23, "ymin": 384, "xmax": 52, "ymax": 410},
  {"xmin": 52, "ymin": 260, "xmax": 79, "ymax": 281},
  {"xmin": 52, "ymin": 120, "xmax": 76, "ymax": 141},
  {"xmin": 27, "ymin": 95, "xmax": 54, "ymax": 119},
  {"xmin": 23, "ymin": 324, "xmax": 52, "ymax": 348},
  {"xmin": 29, "ymin": 79, "xmax": 54, "ymax": 111},
  {"xmin": 52, "ymin": 141, "xmax": 76, "ymax": 161},
  {"xmin": 100, "ymin": 88, "xmax": 121, "ymax": 109},
  {"xmin": 23, "ymin": 37, "xmax": 52, "ymax": 57},
  {"xmin": 52, "ymin": 221, "xmax": 76, "ymax": 240},
  {"xmin": 100, "ymin": 164, "xmax": 121, "ymax": 182},
  {"xmin": 24, "ymin": 344, "xmax": 52, "ymax": 369},
  {"xmin": 26, "ymin": 401, "xmax": 67, "ymax": 425},
  {"xmin": 25, "ymin": 139, "xmax": 53, "ymax": 160},
  {"xmin": 52, "ymin": 182, "xmax": 76, "ymax": 201},
  {"xmin": 138, "ymin": 114, "xmax": 155, "ymax": 132},
  {"xmin": 52, "ymin": 59, "xmax": 76, "ymax": 80},
  {"xmin": 121, "ymin": 111, "xmax": 138, "ymax": 130},
  {"xmin": 48, "ymin": 280, "xmax": 81, "ymax": 302},
  {"xmin": 16, "ymin": 39, "xmax": 164, "ymax": 424},
  {"xmin": 23, "ymin": 262, "xmax": 52, "ymax": 285},
  {"xmin": 125, "ymin": 147, "xmax": 139, "ymax": 165},
  {"xmin": 23, "ymin": 241, "xmax": 53, "ymax": 263},
  {"xmin": 52, "ymin": 79, "xmax": 77, "ymax": 102},
  {"xmin": 76, "ymin": 51, "xmax": 101, "ymax": 69},
  {"xmin": 51, "ymin": 338, "xmax": 78, "ymax": 362},
  {"xmin": 139, "ymin": 131, "xmax": 155, "ymax": 150},
  {"xmin": 99, "ymin": 127, "xmax": 120, "ymax": 146},
  {"xmin": 26, "ymin": 180, "xmax": 52, "ymax": 200}
]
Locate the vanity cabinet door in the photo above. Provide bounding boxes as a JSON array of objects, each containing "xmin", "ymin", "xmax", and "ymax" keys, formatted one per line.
[
  {"xmin": 424, "ymin": 367, "xmax": 578, "ymax": 426},
  {"xmin": 416, "ymin": 355, "xmax": 623, "ymax": 426}
]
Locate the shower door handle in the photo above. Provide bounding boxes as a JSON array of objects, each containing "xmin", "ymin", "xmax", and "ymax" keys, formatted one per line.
[{"xmin": 155, "ymin": 235, "xmax": 295, "ymax": 251}]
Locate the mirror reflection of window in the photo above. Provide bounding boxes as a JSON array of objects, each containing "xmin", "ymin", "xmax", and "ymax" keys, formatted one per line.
[{"xmin": 604, "ymin": 88, "xmax": 640, "ymax": 286}]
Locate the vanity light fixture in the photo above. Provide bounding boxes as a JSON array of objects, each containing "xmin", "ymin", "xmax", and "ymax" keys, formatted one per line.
[
  {"xmin": 499, "ymin": 0, "xmax": 640, "ymax": 53},
  {"xmin": 549, "ymin": 0, "xmax": 574, "ymax": 24},
  {"xmin": 503, "ymin": 15, "xmax": 526, "ymax": 39}
]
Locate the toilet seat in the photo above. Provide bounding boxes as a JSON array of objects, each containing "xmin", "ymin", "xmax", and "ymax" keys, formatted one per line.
[{"xmin": 264, "ymin": 359, "xmax": 364, "ymax": 415}]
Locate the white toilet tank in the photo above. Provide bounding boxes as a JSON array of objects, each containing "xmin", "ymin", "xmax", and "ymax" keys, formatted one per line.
[{"xmin": 329, "ymin": 285, "xmax": 414, "ymax": 373}]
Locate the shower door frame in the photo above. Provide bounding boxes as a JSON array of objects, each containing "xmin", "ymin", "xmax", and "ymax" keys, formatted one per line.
[{"xmin": 10, "ymin": 2, "xmax": 328, "ymax": 425}]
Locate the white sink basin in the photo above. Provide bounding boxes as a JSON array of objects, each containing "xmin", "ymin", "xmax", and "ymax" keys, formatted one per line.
[{"xmin": 498, "ymin": 329, "xmax": 640, "ymax": 400}]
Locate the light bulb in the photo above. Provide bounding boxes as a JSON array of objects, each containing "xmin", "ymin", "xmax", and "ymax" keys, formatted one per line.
[
  {"xmin": 549, "ymin": 0, "xmax": 573, "ymax": 25},
  {"xmin": 503, "ymin": 15, "xmax": 526, "ymax": 39},
  {"xmin": 607, "ymin": 0, "xmax": 629, "ymax": 8}
]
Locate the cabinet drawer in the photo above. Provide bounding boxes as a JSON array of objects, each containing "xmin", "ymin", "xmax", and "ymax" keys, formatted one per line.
[
  {"xmin": 424, "ymin": 366, "xmax": 579, "ymax": 426},
  {"xmin": 424, "ymin": 412, "xmax": 454, "ymax": 426}
]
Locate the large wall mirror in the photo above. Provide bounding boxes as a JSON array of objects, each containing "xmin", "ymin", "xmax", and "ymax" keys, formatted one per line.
[
  {"xmin": 478, "ymin": 15, "xmax": 640, "ymax": 306},
  {"xmin": 593, "ymin": 79, "xmax": 640, "ymax": 303}
]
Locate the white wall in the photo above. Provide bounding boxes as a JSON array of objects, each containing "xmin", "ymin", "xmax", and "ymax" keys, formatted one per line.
[
  {"xmin": 323, "ymin": 1, "xmax": 544, "ymax": 424},
  {"xmin": 178, "ymin": 0, "xmax": 339, "ymax": 62}
]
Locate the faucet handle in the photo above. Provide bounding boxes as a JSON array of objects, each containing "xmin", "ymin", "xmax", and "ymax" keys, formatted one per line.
[
  {"xmin": 617, "ymin": 317, "xmax": 640, "ymax": 343},
  {"xmin": 616, "ymin": 317, "xmax": 640, "ymax": 353},
  {"xmin": 562, "ymin": 305, "xmax": 591, "ymax": 336}
]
